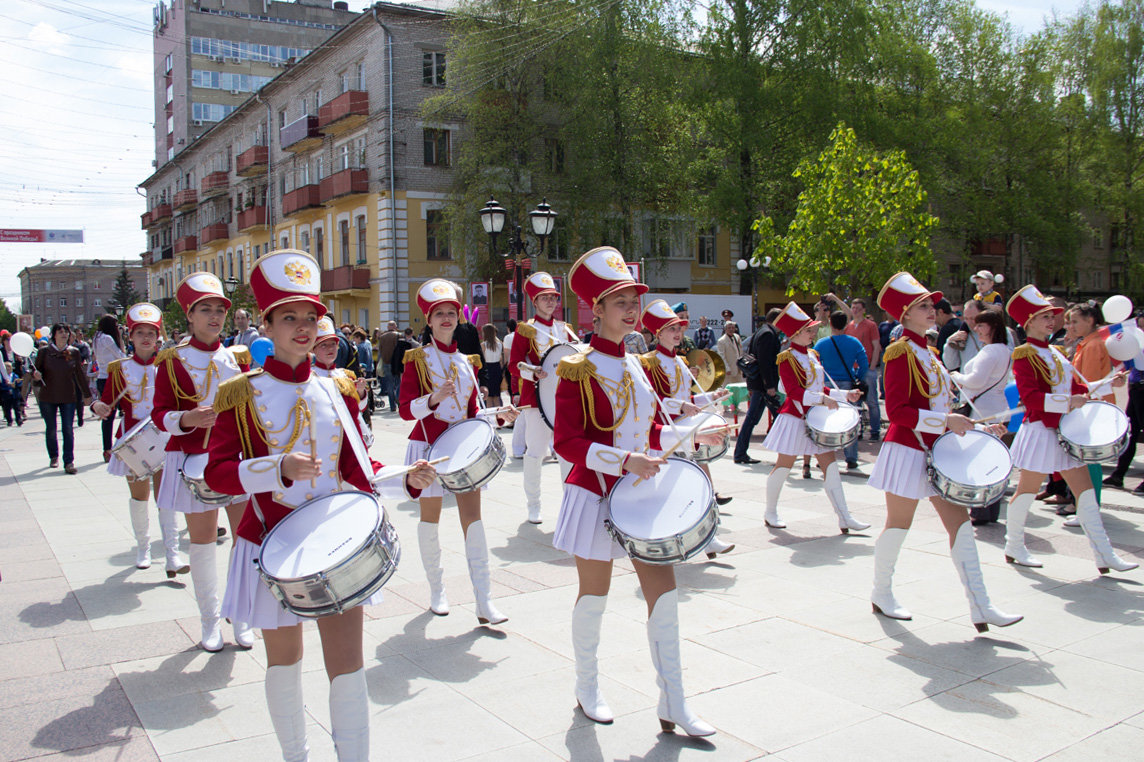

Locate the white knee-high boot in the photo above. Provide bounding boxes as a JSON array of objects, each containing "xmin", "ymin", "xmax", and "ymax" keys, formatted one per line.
[
  {"xmin": 765, "ymin": 467, "xmax": 790, "ymax": 528},
  {"xmin": 1076, "ymin": 489, "xmax": 1139, "ymax": 574},
  {"xmin": 823, "ymin": 461, "xmax": 869, "ymax": 533},
  {"xmin": 416, "ymin": 521, "xmax": 448, "ymax": 615},
  {"xmin": 572, "ymin": 594, "xmax": 613, "ymax": 724},
  {"xmin": 871, "ymin": 528, "xmax": 911, "ymax": 620},
  {"xmin": 465, "ymin": 520, "xmax": 507, "ymax": 625},
  {"xmin": 950, "ymin": 522, "xmax": 1023, "ymax": 632},
  {"xmin": 523, "ymin": 455, "xmax": 544, "ymax": 524},
  {"xmin": 329, "ymin": 668, "xmax": 369, "ymax": 762},
  {"xmin": 1003, "ymin": 492, "xmax": 1042, "ymax": 567},
  {"xmin": 188, "ymin": 541, "xmax": 224, "ymax": 651},
  {"xmin": 128, "ymin": 498, "xmax": 151, "ymax": 569},
  {"xmin": 158, "ymin": 505, "xmax": 188, "ymax": 578},
  {"xmin": 647, "ymin": 590, "xmax": 714, "ymax": 737},
  {"xmin": 226, "ymin": 544, "xmax": 255, "ymax": 649},
  {"xmin": 266, "ymin": 662, "xmax": 310, "ymax": 762}
]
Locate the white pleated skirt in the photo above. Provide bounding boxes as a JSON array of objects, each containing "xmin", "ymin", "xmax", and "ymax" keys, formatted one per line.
[
  {"xmin": 869, "ymin": 441, "xmax": 936, "ymax": 500},
  {"xmin": 106, "ymin": 453, "xmax": 133, "ymax": 478},
  {"xmin": 763, "ymin": 412, "xmax": 831, "ymax": 457},
  {"xmin": 1011, "ymin": 419, "xmax": 1084, "ymax": 474},
  {"xmin": 553, "ymin": 483, "xmax": 626, "ymax": 562},
  {"xmin": 221, "ymin": 537, "xmax": 384, "ymax": 631},
  {"xmin": 156, "ymin": 451, "xmax": 244, "ymax": 514}
]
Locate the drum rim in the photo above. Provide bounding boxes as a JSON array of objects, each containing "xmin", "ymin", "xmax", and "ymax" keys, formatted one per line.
[
  {"xmin": 429, "ymin": 417, "xmax": 498, "ymax": 475},
  {"xmin": 928, "ymin": 430, "xmax": 1012, "ymax": 491},
  {"xmin": 1059, "ymin": 400, "xmax": 1129, "ymax": 443},
  {"xmin": 606, "ymin": 456, "xmax": 714, "ymax": 538},
  {"xmin": 538, "ymin": 343, "xmax": 586, "ymax": 430},
  {"xmin": 259, "ymin": 490, "xmax": 387, "ymax": 582}
]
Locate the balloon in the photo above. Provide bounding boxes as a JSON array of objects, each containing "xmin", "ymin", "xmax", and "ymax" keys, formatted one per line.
[
  {"xmin": 1106, "ymin": 329, "xmax": 1141, "ymax": 362},
  {"xmin": 1103, "ymin": 294, "xmax": 1133, "ymax": 324},
  {"xmin": 9, "ymin": 331, "xmax": 34, "ymax": 357},
  {"xmin": 33, "ymin": 329, "xmax": 41, "ymax": 340},
  {"xmin": 1004, "ymin": 382, "xmax": 1024, "ymax": 433},
  {"xmin": 249, "ymin": 337, "xmax": 274, "ymax": 365}
]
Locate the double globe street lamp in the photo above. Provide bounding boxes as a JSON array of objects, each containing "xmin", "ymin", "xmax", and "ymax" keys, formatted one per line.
[{"xmin": 479, "ymin": 197, "xmax": 557, "ymax": 320}]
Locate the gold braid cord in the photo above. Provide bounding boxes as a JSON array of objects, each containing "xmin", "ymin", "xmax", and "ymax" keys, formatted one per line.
[
  {"xmin": 405, "ymin": 347, "xmax": 431, "ymax": 393},
  {"xmin": 777, "ymin": 350, "xmax": 815, "ymax": 388},
  {"xmin": 160, "ymin": 346, "xmax": 219, "ymax": 404},
  {"xmin": 883, "ymin": 339, "xmax": 943, "ymax": 399},
  {"xmin": 556, "ymin": 351, "xmax": 631, "ymax": 431},
  {"xmin": 1014, "ymin": 344, "xmax": 1064, "ymax": 387}
]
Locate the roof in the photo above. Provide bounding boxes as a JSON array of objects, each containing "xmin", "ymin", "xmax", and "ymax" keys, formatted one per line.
[{"xmin": 20, "ymin": 259, "xmax": 144, "ymax": 272}]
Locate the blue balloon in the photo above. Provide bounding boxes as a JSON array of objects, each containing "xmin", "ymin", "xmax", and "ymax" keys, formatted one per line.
[
  {"xmin": 249, "ymin": 337, "xmax": 274, "ymax": 365},
  {"xmin": 1004, "ymin": 382, "xmax": 1023, "ymax": 432}
]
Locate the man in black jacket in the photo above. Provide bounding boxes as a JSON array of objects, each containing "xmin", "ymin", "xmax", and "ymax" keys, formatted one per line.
[{"xmin": 733, "ymin": 308, "xmax": 782, "ymax": 464}]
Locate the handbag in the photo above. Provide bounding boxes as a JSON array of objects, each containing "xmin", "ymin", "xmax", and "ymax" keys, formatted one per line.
[
  {"xmin": 829, "ymin": 337, "xmax": 867, "ymax": 395},
  {"xmin": 953, "ymin": 359, "xmax": 1010, "ymax": 417},
  {"xmin": 736, "ymin": 353, "xmax": 762, "ymax": 384}
]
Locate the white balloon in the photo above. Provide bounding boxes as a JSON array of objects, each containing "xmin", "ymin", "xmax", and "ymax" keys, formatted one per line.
[
  {"xmin": 1103, "ymin": 294, "xmax": 1133, "ymax": 324},
  {"xmin": 1106, "ymin": 329, "xmax": 1142, "ymax": 362},
  {"xmin": 736, "ymin": 259, "xmax": 748, "ymax": 271},
  {"xmin": 9, "ymin": 331, "xmax": 34, "ymax": 357},
  {"xmin": 994, "ymin": 273, "xmax": 1004, "ymax": 284}
]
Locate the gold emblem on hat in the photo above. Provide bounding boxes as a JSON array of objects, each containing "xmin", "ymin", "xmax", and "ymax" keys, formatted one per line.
[
  {"xmin": 432, "ymin": 283, "xmax": 451, "ymax": 297},
  {"xmin": 604, "ymin": 253, "xmax": 627, "ymax": 275},
  {"xmin": 284, "ymin": 260, "xmax": 312, "ymax": 285}
]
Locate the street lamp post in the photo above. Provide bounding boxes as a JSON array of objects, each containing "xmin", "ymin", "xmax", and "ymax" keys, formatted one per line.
[
  {"xmin": 736, "ymin": 255, "xmax": 772, "ymax": 331},
  {"xmin": 480, "ymin": 196, "xmax": 557, "ymax": 321}
]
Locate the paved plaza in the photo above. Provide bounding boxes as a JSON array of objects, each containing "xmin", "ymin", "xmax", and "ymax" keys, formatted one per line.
[{"xmin": 2, "ymin": 405, "xmax": 1144, "ymax": 761}]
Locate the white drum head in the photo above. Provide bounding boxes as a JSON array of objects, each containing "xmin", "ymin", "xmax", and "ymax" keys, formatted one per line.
[
  {"xmin": 931, "ymin": 430, "xmax": 1011, "ymax": 487},
  {"xmin": 430, "ymin": 419, "xmax": 494, "ymax": 474},
  {"xmin": 1059, "ymin": 401, "xmax": 1129, "ymax": 447},
  {"xmin": 673, "ymin": 411, "xmax": 725, "ymax": 436},
  {"xmin": 609, "ymin": 459, "xmax": 713, "ymax": 540},
  {"xmin": 539, "ymin": 343, "xmax": 587, "ymax": 429},
  {"xmin": 181, "ymin": 453, "xmax": 208, "ymax": 480},
  {"xmin": 260, "ymin": 492, "xmax": 381, "ymax": 579},
  {"xmin": 806, "ymin": 405, "xmax": 860, "ymax": 433}
]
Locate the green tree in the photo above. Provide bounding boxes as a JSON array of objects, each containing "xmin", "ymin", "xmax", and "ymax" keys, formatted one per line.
[
  {"xmin": 0, "ymin": 298, "xmax": 16, "ymax": 333},
  {"xmin": 161, "ymin": 300, "xmax": 187, "ymax": 337},
  {"xmin": 766, "ymin": 123, "xmax": 939, "ymax": 295},
  {"xmin": 107, "ymin": 266, "xmax": 141, "ymax": 315}
]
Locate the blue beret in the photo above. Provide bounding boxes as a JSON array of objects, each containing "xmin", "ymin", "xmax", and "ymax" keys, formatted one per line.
[{"xmin": 671, "ymin": 302, "xmax": 687, "ymax": 314}]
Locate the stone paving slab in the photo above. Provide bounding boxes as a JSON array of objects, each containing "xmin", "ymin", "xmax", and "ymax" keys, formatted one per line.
[{"xmin": 1, "ymin": 405, "xmax": 1143, "ymax": 760}]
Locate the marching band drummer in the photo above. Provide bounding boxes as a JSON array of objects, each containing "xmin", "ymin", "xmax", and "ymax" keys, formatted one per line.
[
  {"xmin": 400, "ymin": 279, "xmax": 518, "ymax": 624},
  {"xmin": 204, "ymin": 250, "xmax": 436, "ymax": 762},
  {"xmin": 92, "ymin": 303, "xmax": 188, "ymax": 577},
  {"xmin": 553, "ymin": 248, "xmax": 720, "ymax": 736},
  {"xmin": 312, "ymin": 316, "xmax": 374, "ymax": 448},
  {"xmin": 638, "ymin": 298, "xmax": 737, "ymax": 556},
  {"xmin": 509, "ymin": 271, "xmax": 580, "ymax": 524},
  {"xmin": 868, "ymin": 272, "xmax": 1022, "ymax": 632},
  {"xmin": 759, "ymin": 302, "xmax": 871, "ymax": 534},
  {"xmin": 1002, "ymin": 286, "xmax": 1136, "ymax": 574},
  {"xmin": 151, "ymin": 272, "xmax": 254, "ymax": 652}
]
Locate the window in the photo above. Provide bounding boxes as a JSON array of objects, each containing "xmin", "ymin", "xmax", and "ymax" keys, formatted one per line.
[
  {"xmin": 60, "ymin": 296, "xmax": 68, "ymax": 307},
  {"xmin": 44, "ymin": 280, "xmax": 52, "ymax": 290},
  {"xmin": 278, "ymin": 109, "xmax": 287, "ymax": 129},
  {"xmin": 1093, "ymin": 227, "xmax": 1104, "ymax": 249},
  {"xmin": 356, "ymin": 62, "xmax": 365, "ymax": 91},
  {"xmin": 281, "ymin": 234, "xmax": 290, "ymax": 248},
  {"xmin": 94, "ymin": 298, "xmax": 102, "ymax": 307},
  {"xmin": 75, "ymin": 279, "xmax": 82, "ymax": 290},
  {"xmin": 301, "ymin": 230, "xmax": 310, "ymax": 253},
  {"xmin": 315, "ymin": 227, "xmax": 325, "ymax": 269},
  {"xmin": 340, "ymin": 220, "xmax": 350, "ymax": 266},
  {"xmin": 339, "ymin": 70, "xmax": 350, "ymax": 94},
  {"xmin": 337, "ymin": 142, "xmax": 351, "ymax": 172},
  {"xmin": 228, "ymin": 252, "xmax": 234, "ymax": 278},
  {"xmin": 46, "ymin": 297, "xmax": 53, "ymax": 308},
  {"xmin": 356, "ymin": 215, "xmax": 367, "ymax": 264},
  {"xmin": 75, "ymin": 296, "xmax": 83, "ymax": 308},
  {"xmin": 642, "ymin": 218, "xmax": 689, "ymax": 260},
  {"xmin": 426, "ymin": 210, "xmax": 450, "ymax": 260},
  {"xmin": 237, "ymin": 251, "xmax": 245, "ymax": 281},
  {"xmin": 423, "ymin": 51, "xmax": 446, "ymax": 87},
  {"xmin": 698, "ymin": 226, "xmax": 716, "ymax": 266},
  {"xmin": 423, "ymin": 128, "xmax": 449, "ymax": 166},
  {"xmin": 315, "ymin": 155, "xmax": 324, "ymax": 181},
  {"xmin": 165, "ymin": 53, "xmax": 172, "ymax": 73},
  {"xmin": 545, "ymin": 138, "xmax": 565, "ymax": 174},
  {"xmin": 359, "ymin": 308, "xmax": 369, "ymax": 328},
  {"xmin": 76, "ymin": 314, "xmax": 84, "ymax": 324}
]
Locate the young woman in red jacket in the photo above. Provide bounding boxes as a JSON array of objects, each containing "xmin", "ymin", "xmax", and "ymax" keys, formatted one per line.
[
  {"xmin": 1003, "ymin": 285, "xmax": 1135, "ymax": 574},
  {"xmin": 151, "ymin": 272, "xmax": 252, "ymax": 651},
  {"xmin": 204, "ymin": 250, "xmax": 435, "ymax": 762},
  {"xmin": 868, "ymin": 272, "xmax": 1022, "ymax": 632},
  {"xmin": 553, "ymin": 248, "xmax": 720, "ymax": 736}
]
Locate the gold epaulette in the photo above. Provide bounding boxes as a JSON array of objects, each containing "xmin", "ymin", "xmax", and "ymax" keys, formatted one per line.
[
  {"xmin": 333, "ymin": 373, "xmax": 358, "ymax": 399},
  {"xmin": 155, "ymin": 346, "xmax": 179, "ymax": 366},
  {"xmin": 882, "ymin": 338, "xmax": 910, "ymax": 364},
  {"xmin": 403, "ymin": 347, "xmax": 426, "ymax": 365},
  {"xmin": 556, "ymin": 351, "xmax": 597, "ymax": 382},
  {"xmin": 809, "ymin": 348, "xmax": 820, "ymax": 360},
  {"xmin": 517, "ymin": 323, "xmax": 537, "ymax": 340},
  {"xmin": 343, "ymin": 369, "xmax": 357, "ymax": 380},
  {"xmin": 231, "ymin": 345, "xmax": 252, "ymax": 367},
  {"xmin": 1013, "ymin": 344, "xmax": 1039, "ymax": 361},
  {"xmin": 106, "ymin": 358, "xmax": 125, "ymax": 378},
  {"xmin": 213, "ymin": 371, "xmax": 259, "ymax": 412},
  {"xmin": 776, "ymin": 349, "xmax": 795, "ymax": 366},
  {"xmin": 929, "ymin": 346, "xmax": 942, "ymax": 359},
  {"xmin": 638, "ymin": 350, "xmax": 658, "ymax": 371},
  {"xmin": 468, "ymin": 354, "xmax": 483, "ymax": 370}
]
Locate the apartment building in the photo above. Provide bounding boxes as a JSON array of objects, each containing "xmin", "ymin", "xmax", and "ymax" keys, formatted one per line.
[{"xmin": 18, "ymin": 259, "xmax": 147, "ymax": 329}]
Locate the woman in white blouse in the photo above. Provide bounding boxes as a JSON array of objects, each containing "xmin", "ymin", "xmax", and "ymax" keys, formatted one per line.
[{"xmin": 93, "ymin": 314, "xmax": 127, "ymax": 462}]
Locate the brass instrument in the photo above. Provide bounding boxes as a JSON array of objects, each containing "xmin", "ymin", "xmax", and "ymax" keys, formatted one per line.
[{"xmin": 686, "ymin": 349, "xmax": 726, "ymax": 392}]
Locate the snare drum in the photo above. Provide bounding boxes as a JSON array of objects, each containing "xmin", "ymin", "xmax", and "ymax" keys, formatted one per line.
[
  {"xmin": 537, "ymin": 343, "xmax": 589, "ymax": 429},
  {"xmin": 258, "ymin": 491, "xmax": 400, "ymax": 618},
  {"xmin": 926, "ymin": 429, "xmax": 1012, "ymax": 506},
  {"xmin": 427, "ymin": 418, "xmax": 506, "ymax": 493},
  {"xmin": 805, "ymin": 405, "xmax": 861, "ymax": 449},
  {"xmin": 111, "ymin": 419, "xmax": 170, "ymax": 480},
  {"xmin": 605, "ymin": 458, "xmax": 718, "ymax": 565},
  {"xmin": 672, "ymin": 411, "xmax": 729, "ymax": 463},
  {"xmin": 1058, "ymin": 401, "xmax": 1130, "ymax": 463},
  {"xmin": 179, "ymin": 452, "xmax": 233, "ymax": 505}
]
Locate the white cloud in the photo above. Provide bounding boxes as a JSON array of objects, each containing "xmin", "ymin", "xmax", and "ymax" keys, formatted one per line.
[{"xmin": 27, "ymin": 22, "xmax": 71, "ymax": 54}]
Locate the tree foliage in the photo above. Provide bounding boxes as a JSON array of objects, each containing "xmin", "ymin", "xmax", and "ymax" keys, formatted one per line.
[
  {"xmin": 108, "ymin": 267, "xmax": 142, "ymax": 315},
  {"xmin": 0, "ymin": 299, "xmax": 16, "ymax": 334}
]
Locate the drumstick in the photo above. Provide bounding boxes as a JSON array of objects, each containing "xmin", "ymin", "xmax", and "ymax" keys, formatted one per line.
[
  {"xmin": 972, "ymin": 406, "xmax": 1025, "ymax": 425},
  {"xmin": 1081, "ymin": 368, "xmax": 1129, "ymax": 396},
  {"xmin": 370, "ymin": 456, "xmax": 450, "ymax": 483},
  {"xmin": 306, "ymin": 407, "xmax": 316, "ymax": 489},
  {"xmin": 634, "ymin": 416, "xmax": 719, "ymax": 486}
]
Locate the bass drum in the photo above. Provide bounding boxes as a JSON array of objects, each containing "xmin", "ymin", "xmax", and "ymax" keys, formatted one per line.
[{"xmin": 537, "ymin": 343, "xmax": 590, "ymax": 430}]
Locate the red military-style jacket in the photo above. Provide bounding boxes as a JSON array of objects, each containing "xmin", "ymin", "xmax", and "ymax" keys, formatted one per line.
[
  {"xmin": 151, "ymin": 337, "xmax": 250, "ymax": 454},
  {"xmin": 882, "ymin": 330, "xmax": 955, "ymax": 452},
  {"xmin": 775, "ymin": 343, "xmax": 849, "ymax": 419},
  {"xmin": 640, "ymin": 346, "xmax": 715, "ymax": 422},
  {"xmin": 100, "ymin": 354, "xmax": 158, "ymax": 437},
  {"xmin": 509, "ymin": 315, "xmax": 578, "ymax": 407},
  {"xmin": 1012, "ymin": 337, "xmax": 1089, "ymax": 430},
  {"xmin": 399, "ymin": 337, "xmax": 482, "ymax": 445}
]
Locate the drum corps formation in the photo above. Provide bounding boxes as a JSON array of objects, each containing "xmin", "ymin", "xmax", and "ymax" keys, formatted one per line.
[{"xmin": 61, "ymin": 245, "xmax": 1139, "ymax": 761}]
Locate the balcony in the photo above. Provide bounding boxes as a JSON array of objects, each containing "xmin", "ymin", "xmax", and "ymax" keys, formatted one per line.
[
  {"xmin": 318, "ymin": 91, "xmax": 368, "ymax": 136},
  {"xmin": 140, "ymin": 210, "xmax": 152, "ymax": 229},
  {"xmin": 201, "ymin": 171, "xmax": 229, "ymax": 198},
  {"xmin": 320, "ymin": 168, "xmax": 368, "ymax": 203},
  {"xmin": 282, "ymin": 184, "xmax": 321, "ymax": 216},
  {"xmin": 320, "ymin": 265, "xmax": 370, "ymax": 294},
  {"xmin": 174, "ymin": 235, "xmax": 198, "ymax": 254},
  {"xmin": 200, "ymin": 222, "xmax": 229, "ymax": 245},
  {"xmin": 236, "ymin": 145, "xmax": 268, "ymax": 176},
  {"xmin": 141, "ymin": 250, "xmax": 153, "ymax": 267},
  {"xmin": 161, "ymin": 246, "xmax": 173, "ymax": 261},
  {"xmin": 150, "ymin": 203, "xmax": 172, "ymax": 225},
  {"xmin": 174, "ymin": 189, "xmax": 198, "ymax": 212},
  {"xmin": 237, "ymin": 205, "xmax": 268, "ymax": 232},
  {"xmin": 280, "ymin": 115, "xmax": 322, "ymax": 153}
]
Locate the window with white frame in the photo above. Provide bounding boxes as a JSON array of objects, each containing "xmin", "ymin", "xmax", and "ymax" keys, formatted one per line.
[
  {"xmin": 642, "ymin": 218, "xmax": 689, "ymax": 260},
  {"xmin": 426, "ymin": 210, "xmax": 450, "ymax": 260},
  {"xmin": 423, "ymin": 51, "xmax": 445, "ymax": 87},
  {"xmin": 356, "ymin": 215, "xmax": 367, "ymax": 264},
  {"xmin": 697, "ymin": 226, "xmax": 716, "ymax": 266},
  {"xmin": 423, "ymin": 128, "xmax": 449, "ymax": 166}
]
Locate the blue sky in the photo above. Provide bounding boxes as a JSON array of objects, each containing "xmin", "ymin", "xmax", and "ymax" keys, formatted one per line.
[{"xmin": 0, "ymin": 0, "xmax": 1086, "ymax": 315}]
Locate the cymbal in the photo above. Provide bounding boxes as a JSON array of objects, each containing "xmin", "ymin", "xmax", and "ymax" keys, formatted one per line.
[{"xmin": 686, "ymin": 349, "xmax": 726, "ymax": 392}]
